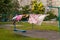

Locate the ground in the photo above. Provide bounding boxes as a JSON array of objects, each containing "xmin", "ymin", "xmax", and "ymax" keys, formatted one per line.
[{"xmin": 0, "ymin": 21, "xmax": 60, "ymax": 40}]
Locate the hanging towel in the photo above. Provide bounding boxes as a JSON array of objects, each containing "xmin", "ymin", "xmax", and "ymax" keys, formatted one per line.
[
  {"xmin": 37, "ymin": 15, "xmax": 47, "ymax": 25},
  {"xmin": 12, "ymin": 16, "xmax": 18, "ymax": 20},
  {"xmin": 28, "ymin": 14, "xmax": 39, "ymax": 24},
  {"xmin": 12, "ymin": 15, "xmax": 23, "ymax": 21},
  {"xmin": 28, "ymin": 14, "xmax": 48, "ymax": 25},
  {"xmin": 16, "ymin": 15, "xmax": 23, "ymax": 21}
]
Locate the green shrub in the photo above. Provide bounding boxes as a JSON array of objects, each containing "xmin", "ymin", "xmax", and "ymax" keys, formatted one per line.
[{"xmin": 44, "ymin": 11, "xmax": 57, "ymax": 21}]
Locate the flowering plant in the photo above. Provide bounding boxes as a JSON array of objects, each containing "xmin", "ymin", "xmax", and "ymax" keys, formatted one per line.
[{"xmin": 31, "ymin": 0, "xmax": 45, "ymax": 14}]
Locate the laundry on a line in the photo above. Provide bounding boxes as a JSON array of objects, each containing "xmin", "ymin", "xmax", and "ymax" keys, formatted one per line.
[{"xmin": 12, "ymin": 14, "xmax": 48, "ymax": 25}]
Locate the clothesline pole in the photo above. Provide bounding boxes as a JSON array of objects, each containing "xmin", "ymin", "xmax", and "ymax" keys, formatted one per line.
[
  {"xmin": 14, "ymin": 24, "xmax": 16, "ymax": 31},
  {"xmin": 32, "ymin": 23, "xmax": 33, "ymax": 30},
  {"xmin": 13, "ymin": 20, "xmax": 16, "ymax": 31}
]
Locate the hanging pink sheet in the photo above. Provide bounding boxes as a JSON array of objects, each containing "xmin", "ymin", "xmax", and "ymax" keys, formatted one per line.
[
  {"xmin": 16, "ymin": 15, "xmax": 23, "ymax": 21},
  {"xmin": 12, "ymin": 15, "xmax": 23, "ymax": 21},
  {"xmin": 28, "ymin": 14, "xmax": 39, "ymax": 24},
  {"xmin": 28, "ymin": 14, "xmax": 48, "ymax": 25}
]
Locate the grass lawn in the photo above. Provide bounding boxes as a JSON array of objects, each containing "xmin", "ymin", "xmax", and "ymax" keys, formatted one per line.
[
  {"xmin": 0, "ymin": 28, "xmax": 47, "ymax": 40},
  {"xmin": 0, "ymin": 21, "xmax": 59, "ymax": 40},
  {"xmin": 15, "ymin": 21, "xmax": 58, "ymax": 32},
  {"xmin": 0, "ymin": 21, "xmax": 59, "ymax": 31}
]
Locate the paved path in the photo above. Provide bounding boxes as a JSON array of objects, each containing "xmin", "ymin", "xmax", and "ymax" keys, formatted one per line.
[
  {"xmin": 0, "ymin": 24, "xmax": 60, "ymax": 40},
  {"xmin": 15, "ymin": 30, "xmax": 60, "ymax": 40}
]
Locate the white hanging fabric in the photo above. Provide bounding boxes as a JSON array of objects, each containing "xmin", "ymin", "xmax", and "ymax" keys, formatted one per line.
[
  {"xmin": 37, "ymin": 14, "xmax": 48, "ymax": 25},
  {"xmin": 28, "ymin": 14, "xmax": 48, "ymax": 25}
]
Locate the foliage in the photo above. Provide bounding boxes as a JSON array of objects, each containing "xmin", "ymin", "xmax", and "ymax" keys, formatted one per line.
[
  {"xmin": 19, "ymin": 0, "xmax": 45, "ymax": 14},
  {"xmin": 12, "ymin": 0, "xmax": 20, "ymax": 14},
  {"xmin": 44, "ymin": 11, "xmax": 57, "ymax": 21},
  {"xmin": 0, "ymin": 0, "xmax": 13, "ymax": 14},
  {"xmin": 0, "ymin": 0, "xmax": 57, "ymax": 21},
  {"xmin": 31, "ymin": 0, "xmax": 45, "ymax": 14},
  {"xmin": 0, "ymin": 0, "xmax": 13, "ymax": 21},
  {"xmin": 19, "ymin": 5, "xmax": 31, "ymax": 14},
  {"xmin": 0, "ymin": 0, "xmax": 20, "ymax": 21}
]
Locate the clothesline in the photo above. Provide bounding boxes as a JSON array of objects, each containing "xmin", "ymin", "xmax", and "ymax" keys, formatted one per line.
[{"xmin": 12, "ymin": 14, "xmax": 49, "ymax": 25}]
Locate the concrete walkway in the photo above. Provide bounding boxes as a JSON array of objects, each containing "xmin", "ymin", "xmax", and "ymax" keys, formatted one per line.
[{"xmin": 15, "ymin": 30, "xmax": 60, "ymax": 40}]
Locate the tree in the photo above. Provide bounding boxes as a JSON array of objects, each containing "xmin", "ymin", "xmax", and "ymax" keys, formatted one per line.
[
  {"xmin": 19, "ymin": 5, "xmax": 31, "ymax": 14},
  {"xmin": 12, "ymin": 0, "xmax": 20, "ymax": 15},
  {"xmin": 0, "ymin": 0, "xmax": 20, "ymax": 21},
  {"xmin": 0, "ymin": 0, "xmax": 13, "ymax": 14}
]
